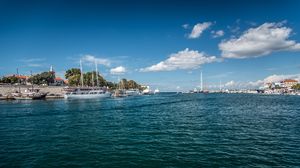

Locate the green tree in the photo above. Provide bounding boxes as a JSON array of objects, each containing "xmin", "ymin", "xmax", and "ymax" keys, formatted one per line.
[
  {"xmin": 1, "ymin": 76, "xmax": 18, "ymax": 84},
  {"xmin": 65, "ymin": 68, "xmax": 108, "ymax": 87},
  {"xmin": 292, "ymin": 83, "xmax": 300, "ymax": 90},
  {"xmin": 68, "ymin": 74, "xmax": 81, "ymax": 86},
  {"xmin": 27, "ymin": 72, "xmax": 55, "ymax": 85},
  {"xmin": 65, "ymin": 68, "xmax": 81, "ymax": 79},
  {"xmin": 117, "ymin": 79, "xmax": 141, "ymax": 90}
]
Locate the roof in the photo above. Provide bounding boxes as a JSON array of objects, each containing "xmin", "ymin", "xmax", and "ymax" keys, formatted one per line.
[
  {"xmin": 283, "ymin": 79, "xmax": 298, "ymax": 83},
  {"xmin": 17, "ymin": 75, "xmax": 28, "ymax": 79},
  {"xmin": 5, "ymin": 74, "xmax": 28, "ymax": 79},
  {"xmin": 55, "ymin": 77, "xmax": 64, "ymax": 81}
]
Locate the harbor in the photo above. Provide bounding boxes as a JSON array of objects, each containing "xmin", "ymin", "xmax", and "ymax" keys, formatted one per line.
[{"xmin": 1, "ymin": 0, "xmax": 300, "ymax": 167}]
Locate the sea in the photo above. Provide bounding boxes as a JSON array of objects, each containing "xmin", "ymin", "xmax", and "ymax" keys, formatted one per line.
[{"xmin": 0, "ymin": 93, "xmax": 299, "ymax": 167}]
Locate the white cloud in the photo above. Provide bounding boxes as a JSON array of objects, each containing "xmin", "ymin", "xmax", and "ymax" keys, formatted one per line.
[
  {"xmin": 219, "ymin": 22, "xmax": 300, "ymax": 59},
  {"xmin": 20, "ymin": 58, "xmax": 45, "ymax": 63},
  {"xmin": 225, "ymin": 80, "xmax": 236, "ymax": 87},
  {"xmin": 110, "ymin": 66, "xmax": 126, "ymax": 75},
  {"xmin": 28, "ymin": 64, "xmax": 42, "ymax": 67},
  {"xmin": 81, "ymin": 54, "xmax": 110, "ymax": 66},
  {"xmin": 211, "ymin": 30, "xmax": 224, "ymax": 38},
  {"xmin": 140, "ymin": 48, "xmax": 220, "ymax": 72},
  {"xmin": 182, "ymin": 24, "xmax": 189, "ymax": 29},
  {"xmin": 188, "ymin": 22, "xmax": 212, "ymax": 39},
  {"xmin": 19, "ymin": 58, "xmax": 45, "ymax": 67}
]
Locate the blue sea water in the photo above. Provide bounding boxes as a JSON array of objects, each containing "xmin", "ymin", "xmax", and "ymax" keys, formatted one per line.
[{"xmin": 0, "ymin": 93, "xmax": 300, "ymax": 167}]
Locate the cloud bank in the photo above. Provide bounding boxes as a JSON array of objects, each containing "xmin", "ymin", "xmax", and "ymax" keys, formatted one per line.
[
  {"xmin": 140, "ymin": 48, "xmax": 219, "ymax": 72},
  {"xmin": 82, "ymin": 55, "xmax": 111, "ymax": 66},
  {"xmin": 219, "ymin": 22, "xmax": 300, "ymax": 59}
]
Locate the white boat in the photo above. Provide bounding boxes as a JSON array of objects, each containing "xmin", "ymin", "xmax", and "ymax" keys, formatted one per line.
[
  {"xmin": 126, "ymin": 89, "xmax": 140, "ymax": 96},
  {"xmin": 142, "ymin": 86, "xmax": 153, "ymax": 95},
  {"xmin": 154, "ymin": 88, "xmax": 160, "ymax": 94},
  {"xmin": 63, "ymin": 60, "xmax": 111, "ymax": 99},
  {"xmin": 64, "ymin": 87, "xmax": 111, "ymax": 99}
]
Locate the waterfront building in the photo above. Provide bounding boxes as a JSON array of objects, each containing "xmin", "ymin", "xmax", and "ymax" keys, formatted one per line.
[{"xmin": 282, "ymin": 79, "xmax": 298, "ymax": 88}]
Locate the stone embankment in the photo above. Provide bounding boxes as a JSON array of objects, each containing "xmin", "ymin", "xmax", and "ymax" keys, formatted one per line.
[{"xmin": 0, "ymin": 85, "xmax": 65, "ymax": 98}]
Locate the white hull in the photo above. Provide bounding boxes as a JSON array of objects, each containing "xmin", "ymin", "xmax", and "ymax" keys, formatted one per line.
[{"xmin": 64, "ymin": 92, "xmax": 111, "ymax": 99}]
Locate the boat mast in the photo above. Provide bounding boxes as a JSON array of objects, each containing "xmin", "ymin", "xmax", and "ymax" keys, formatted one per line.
[
  {"xmin": 219, "ymin": 80, "xmax": 222, "ymax": 91},
  {"xmin": 80, "ymin": 60, "xmax": 84, "ymax": 87},
  {"xmin": 200, "ymin": 71, "xmax": 203, "ymax": 92},
  {"xmin": 91, "ymin": 71, "xmax": 94, "ymax": 87},
  {"xmin": 95, "ymin": 60, "xmax": 99, "ymax": 87}
]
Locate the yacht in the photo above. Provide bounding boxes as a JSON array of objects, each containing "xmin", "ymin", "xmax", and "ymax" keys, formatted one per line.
[
  {"xmin": 64, "ymin": 60, "xmax": 111, "ymax": 99},
  {"xmin": 154, "ymin": 88, "xmax": 160, "ymax": 94},
  {"xmin": 64, "ymin": 87, "xmax": 111, "ymax": 99},
  {"xmin": 126, "ymin": 89, "xmax": 140, "ymax": 96}
]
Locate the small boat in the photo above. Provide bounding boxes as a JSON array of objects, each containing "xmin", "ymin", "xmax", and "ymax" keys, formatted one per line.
[
  {"xmin": 12, "ymin": 88, "xmax": 48, "ymax": 100},
  {"xmin": 154, "ymin": 88, "xmax": 160, "ymax": 94},
  {"xmin": 142, "ymin": 86, "xmax": 153, "ymax": 95},
  {"xmin": 112, "ymin": 89, "xmax": 128, "ymax": 97}
]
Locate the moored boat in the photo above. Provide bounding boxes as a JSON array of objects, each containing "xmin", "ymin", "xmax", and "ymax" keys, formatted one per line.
[
  {"xmin": 63, "ymin": 87, "xmax": 111, "ymax": 99},
  {"xmin": 126, "ymin": 89, "xmax": 140, "ymax": 96},
  {"xmin": 12, "ymin": 88, "xmax": 48, "ymax": 100}
]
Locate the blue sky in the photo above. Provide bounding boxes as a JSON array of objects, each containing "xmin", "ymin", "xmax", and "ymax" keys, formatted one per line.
[{"xmin": 0, "ymin": 0, "xmax": 300, "ymax": 91}]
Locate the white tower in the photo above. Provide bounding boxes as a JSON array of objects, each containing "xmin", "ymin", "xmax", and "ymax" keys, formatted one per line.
[{"xmin": 50, "ymin": 65, "xmax": 54, "ymax": 72}]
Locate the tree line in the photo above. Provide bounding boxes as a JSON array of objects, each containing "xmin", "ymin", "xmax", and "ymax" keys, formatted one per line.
[
  {"xmin": 0, "ymin": 72, "xmax": 55, "ymax": 85},
  {"xmin": 0, "ymin": 68, "xmax": 143, "ymax": 90},
  {"xmin": 65, "ymin": 68, "xmax": 143, "ymax": 90}
]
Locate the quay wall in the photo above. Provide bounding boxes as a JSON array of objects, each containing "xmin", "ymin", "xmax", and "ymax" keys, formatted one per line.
[{"xmin": 0, "ymin": 85, "xmax": 65, "ymax": 95}]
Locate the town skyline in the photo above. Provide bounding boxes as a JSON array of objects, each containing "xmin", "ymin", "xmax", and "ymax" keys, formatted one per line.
[{"xmin": 1, "ymin": 0, "xmax": 300, "ymax": 91}]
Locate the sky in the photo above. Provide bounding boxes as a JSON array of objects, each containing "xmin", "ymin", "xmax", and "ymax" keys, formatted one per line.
[{"xmin": 0, "ymin": 0, "xmax": 300, "ymax": 91}]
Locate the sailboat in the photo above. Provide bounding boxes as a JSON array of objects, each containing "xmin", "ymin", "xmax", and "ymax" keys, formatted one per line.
[
  {"xmin": 190, "ymin": 71, "xmax": 208, "ymax": 94},
  {"xmin": 112, "ymin": 77, "xmax": 128, "ymax": 97},
  {"xmin": 12, "ymin": 69, "xmax": 48, "ymax": 100},
  {"xmin": 64, "ymin": 60, "xmax": 111, "ymax": 99},
  {"xmin": 154, "ymin": 88, "xmax": 160, "ymax": 94}
]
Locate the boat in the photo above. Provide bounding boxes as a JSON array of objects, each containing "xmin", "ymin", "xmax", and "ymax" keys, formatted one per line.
[
  {"xmin": 63, "ymin": 60, "xmax": 111, "ymax": 99},
  {"xmin": 154, "ymin": 88, "xmax": 160, "ymax": 94},
  {"xmin": 126, "ymin": 89, "xmax": 140, "ymax": 96},
  {"xmin": 112, "ymin": 89, "xmax": 128, "ymax": 97},
  {"xmin": 63, "ymin": 87, "xmax": 111, "ymax": 99},
  {"xmin": 142, "ymin": 86, "xmax": 153, "ymax": 95},
  {"xmin": 11, "ymin": 69, "xmax": 48, "ymax": 100},
  {"xmin": 12, "ymin": 88, "xmax": 48, "ymax": 100}
]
